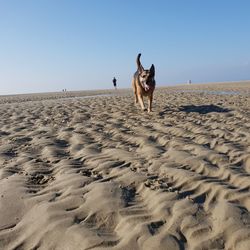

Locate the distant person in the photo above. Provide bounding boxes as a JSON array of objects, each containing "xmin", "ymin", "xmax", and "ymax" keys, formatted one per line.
[{"xmin": 112, "ymin": 77, "xmax": 117, "ymax": 89}]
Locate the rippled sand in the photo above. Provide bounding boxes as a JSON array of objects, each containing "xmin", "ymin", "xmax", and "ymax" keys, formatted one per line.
[{"xmin": 0, "ymin": 82, "xmax": 250, "ymax": 250}]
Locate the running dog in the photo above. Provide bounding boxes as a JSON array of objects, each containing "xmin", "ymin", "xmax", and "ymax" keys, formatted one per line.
[{"xmin": 132, "ymin": 53, "xmax": 155, "ymax": 112}]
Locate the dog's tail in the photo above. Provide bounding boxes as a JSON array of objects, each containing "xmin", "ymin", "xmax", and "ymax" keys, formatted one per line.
[{"xmin": 136, "ymin": 53, "xmax": 144, "ymax": 72}]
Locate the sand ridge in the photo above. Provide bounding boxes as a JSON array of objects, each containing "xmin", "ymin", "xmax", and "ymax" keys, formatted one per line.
[{"xmin": 0, "ymin": 82, "xmax": 250, "ymax": 249}]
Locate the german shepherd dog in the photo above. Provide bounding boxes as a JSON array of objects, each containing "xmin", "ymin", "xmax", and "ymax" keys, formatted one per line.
[{"xmin": 132, "ymin": 54, "xmax": 155, "ymax": 112}]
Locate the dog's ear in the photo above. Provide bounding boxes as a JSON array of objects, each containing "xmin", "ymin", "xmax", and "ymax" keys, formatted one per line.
[
  {"xmin": 136, "ymin": 53, "xmax": 144, "ymax": 73},
  {"xmin": 150, "ymin": 64, "xmax": 155, "ymax": 76}
]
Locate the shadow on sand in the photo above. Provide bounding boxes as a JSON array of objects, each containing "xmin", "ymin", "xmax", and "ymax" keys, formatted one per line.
[
  {"xmin": 159, "ymin": 104, "xmax": 231, "ymax": 117},
  {"xmin": 179, "ymin": 104, "xmax": 230, "ymax": 114}
]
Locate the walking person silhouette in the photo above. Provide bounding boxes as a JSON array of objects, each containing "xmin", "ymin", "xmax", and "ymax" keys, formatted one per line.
[{"xmin": 112, "ymin": 77, "xmax": 117, "ymax": 89}]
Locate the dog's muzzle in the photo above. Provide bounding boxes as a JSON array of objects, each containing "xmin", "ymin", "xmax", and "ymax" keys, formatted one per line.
[
  {"xmin": 144, "ymin": 83, "xmax": 150, "ymax": 91},
  {"xmin": 140, "ymin": 79, "xmax": 150, "ymax": 91}
]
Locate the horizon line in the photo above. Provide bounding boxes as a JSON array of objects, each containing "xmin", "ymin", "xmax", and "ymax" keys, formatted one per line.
[{"xmin": 1, "ymin": 79, "xmax": 250, "ymax": 97}]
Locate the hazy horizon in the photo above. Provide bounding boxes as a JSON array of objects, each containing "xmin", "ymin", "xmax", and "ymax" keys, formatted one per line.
[{"xmin": 1, "ymin": 0, "xmax": 250, "ymax": 95}]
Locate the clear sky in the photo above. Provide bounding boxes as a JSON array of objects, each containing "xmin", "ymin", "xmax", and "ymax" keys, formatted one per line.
[{"xmin": 0, "ymin": 0, "xmax": 250, "ymax": 94}]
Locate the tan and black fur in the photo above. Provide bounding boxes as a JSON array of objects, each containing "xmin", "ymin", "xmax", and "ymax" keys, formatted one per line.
[{"xmin": 132, "ymin": 53, "xmax": 155, "ymax": 112}]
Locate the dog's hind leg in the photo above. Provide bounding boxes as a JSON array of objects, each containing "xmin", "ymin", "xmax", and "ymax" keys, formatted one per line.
[{"xmin": 132, "ymin": 79, "xmax": 138, "ymax": 104}]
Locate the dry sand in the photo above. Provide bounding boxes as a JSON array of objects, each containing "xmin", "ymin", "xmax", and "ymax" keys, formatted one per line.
[{"xmin": 0, "ymin": 81, "xmax": 250, "ymax": 250}]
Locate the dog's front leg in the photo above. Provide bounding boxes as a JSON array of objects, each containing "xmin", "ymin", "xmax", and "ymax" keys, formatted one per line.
[
  {"xmin": 138, "ymin": 94, "xmax": 146, "ymax": 111},
  {"xmin": 148, "ymin": 94, "xmax": 153, "ymax": 112}
]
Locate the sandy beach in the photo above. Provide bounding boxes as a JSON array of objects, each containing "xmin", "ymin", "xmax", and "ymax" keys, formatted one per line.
[{"xmin": 0, "ymin": 81, "xmax": 250, "ymax": 250}]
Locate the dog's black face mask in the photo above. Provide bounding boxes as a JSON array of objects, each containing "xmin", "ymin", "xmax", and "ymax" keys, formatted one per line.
[{"xmin": 139, "ymin": 64, "xmax": 155, "ymax": 91}]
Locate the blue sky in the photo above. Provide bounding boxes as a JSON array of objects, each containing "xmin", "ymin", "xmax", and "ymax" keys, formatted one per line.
[{"xmin": 0, "ymin": 0, "xmax": 250, "ymax": 94}]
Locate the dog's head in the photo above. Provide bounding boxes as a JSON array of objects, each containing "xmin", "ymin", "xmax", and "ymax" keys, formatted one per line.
[{"xmin": 136, "ymin": 54, "xmax": 155, "ymax": 91}]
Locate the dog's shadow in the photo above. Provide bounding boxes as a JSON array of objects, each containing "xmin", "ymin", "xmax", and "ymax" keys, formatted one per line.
[
  {"xmin": 159, "ymin": 104, "xmax": 230, "ymax": 116},
  {"xmin": 179, "ymin": 104, "xmax": 230, "ymax": 114}
]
